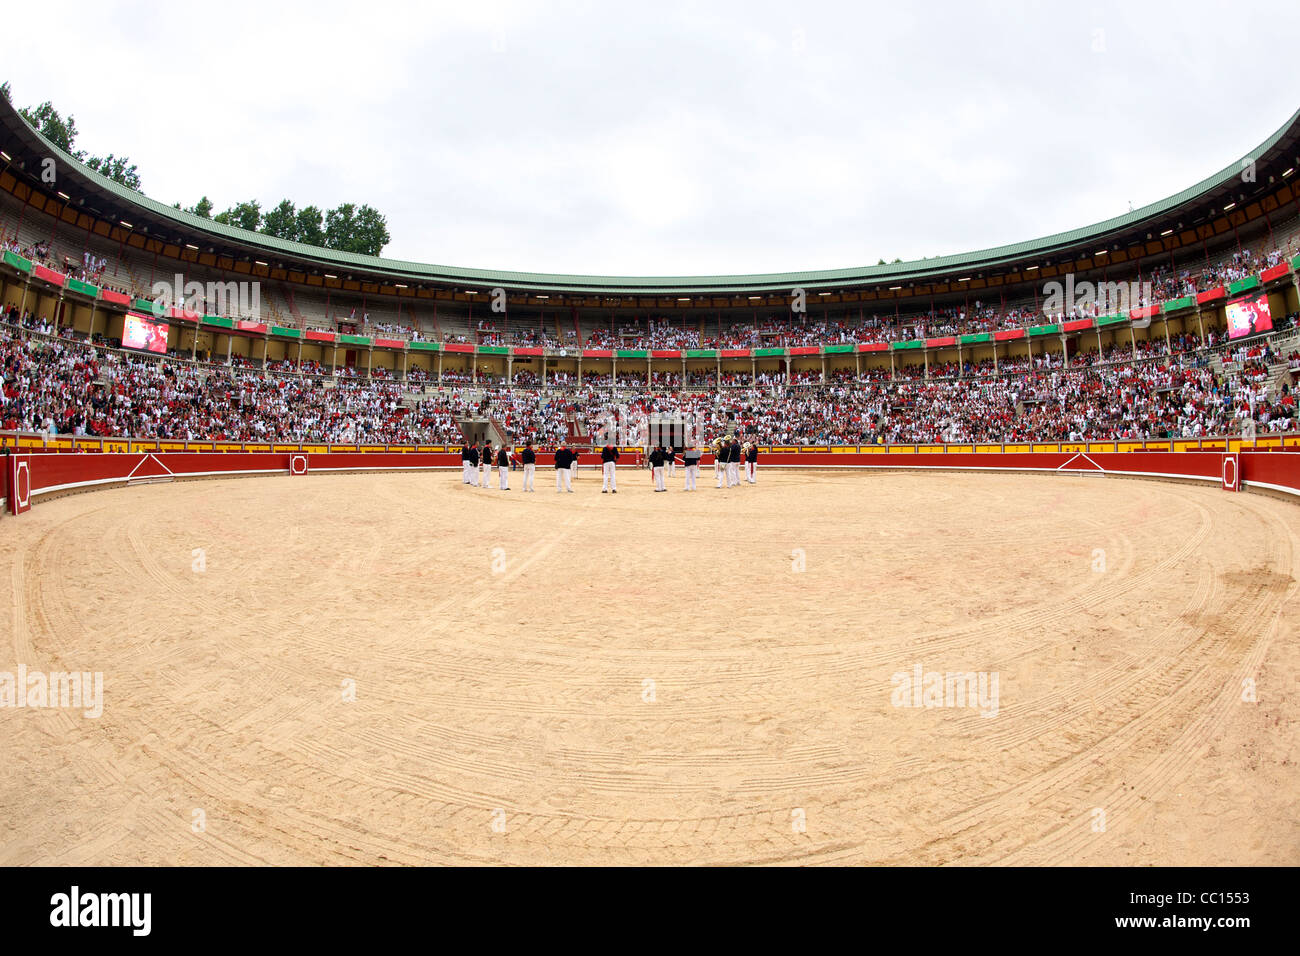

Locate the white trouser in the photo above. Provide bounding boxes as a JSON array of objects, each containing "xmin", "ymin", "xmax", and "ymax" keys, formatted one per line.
[
  {"xmin": 523, "ymin": 463, "xmax": 535, "ymax": 491},
  {"xmin": 746, "ymin": 461, "xmax": 756, "ymax": 482},
  {"xmin": 462, "ymin": 461, "xmax": 472, "ymax": 483},
  {"xmin": 667, "ymin": 459, "xmax": 675, "ymax": 477},
  {"xmin": 479, "ymin": 463, "xmax": 488, "ymax": 487},
  {"xmin": 570, "ymin": 461, "xmax": 578, "ymax": 484},
  {"xmin": 685, "ymin": 464, "xmax": 698, "ymax": 490},
  {"xmin": 499, "ymin": 465, "xmax": 509, "ymax": 489},
  {"xmin": 653, "ymin": 466, "xmax": 665, "ymax": 491},
  {"xmin": 470, "ymin": 464, "xmax": 480, "ymax": 486},
  {"xmin": 602, "ymin": 461, "xmax": 617, "ymax": 490},
  {"xmin": 727, "ymin": 462, "xmax": 740, "ymax": 486},
  {"xmin": 556, "ymin": 469, "xmax": 572, "ymax": 492},
  {"xmin": 714, "ymin": 459, "xmax": 723, "ymax": 487}
]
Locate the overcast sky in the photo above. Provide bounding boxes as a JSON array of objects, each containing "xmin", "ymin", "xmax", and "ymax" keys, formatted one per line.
[{"xmin": 6, "ymin": 0, "xmax": 1297, "ymax": 276}]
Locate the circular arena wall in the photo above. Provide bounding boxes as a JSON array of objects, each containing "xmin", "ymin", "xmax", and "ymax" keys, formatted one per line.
[
  {"xmin": 2, "ymin": 467, "xmax": 1297, "ymax": 866},
  {"xmin": 3, "ymin": 447, "xmax": 1299, "ymax": 515}
]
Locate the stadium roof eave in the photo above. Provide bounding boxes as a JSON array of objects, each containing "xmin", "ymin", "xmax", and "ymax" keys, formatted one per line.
[{"xmin": 4, "ymin": 99, "xmax": 1298, "ymax": 296}]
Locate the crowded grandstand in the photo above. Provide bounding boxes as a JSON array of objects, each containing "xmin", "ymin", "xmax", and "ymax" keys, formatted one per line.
[{"xmin": 2, "ymin": 94, "xmax": 1300, "ymax": 454}]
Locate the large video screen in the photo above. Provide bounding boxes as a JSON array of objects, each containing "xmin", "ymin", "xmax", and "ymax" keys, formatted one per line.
[
  {"xmin": 1225, "ymin": 293, "xmax": 1273, "ymax": 340},
  {"xmin": 122, "ymin": 312, "xmax": 169, "ymax": 354}
]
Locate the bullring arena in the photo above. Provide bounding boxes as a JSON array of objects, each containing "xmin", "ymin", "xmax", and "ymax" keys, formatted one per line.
[
  {"xmin": 3, "ymin": 90, "xmax": 1300, "ymax": 868},
  {"xmin": 2, "ymin": 453, "xmax": 1298, "ymax": 866}
]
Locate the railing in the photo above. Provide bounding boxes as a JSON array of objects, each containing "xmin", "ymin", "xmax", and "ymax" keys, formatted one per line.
[{"xmin": 3, "ymin": 431, "xmax": 1296, "ymax": 456}]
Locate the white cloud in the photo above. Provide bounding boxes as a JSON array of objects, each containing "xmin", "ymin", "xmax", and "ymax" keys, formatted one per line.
[{"xmin": 7, "ymin": 0, "xmax": 1297, "ymax": 275}]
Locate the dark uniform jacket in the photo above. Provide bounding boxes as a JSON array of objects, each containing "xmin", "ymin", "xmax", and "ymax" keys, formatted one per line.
[
  {"xmin": 554, "ymin": 447, "xmax": 573, "ymax": 470},
  {"xmin": 601, "ymin": 445, "xmax": 620, "ymax": 463},
  {"xmin": 522, "ymin": 447, "xmax": 536, "ymax": 465},
  {"xmin": 497, "ymin": 448, "xmax": 509, "ymax": 467},
  {"xmin": 467, "ymin": 445, "xmax": 480, "ymax": 466}
]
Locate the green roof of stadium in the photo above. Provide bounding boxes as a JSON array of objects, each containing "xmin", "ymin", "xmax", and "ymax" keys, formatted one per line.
[{"xmin": 3, "ymin": 99, "xmax": 1298, "ymax": 295}]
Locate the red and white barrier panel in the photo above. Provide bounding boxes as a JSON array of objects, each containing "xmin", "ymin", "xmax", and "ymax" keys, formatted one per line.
[{"xmin": 1222, "ymin": 454, "xmax": 1240, "ymax": 492}]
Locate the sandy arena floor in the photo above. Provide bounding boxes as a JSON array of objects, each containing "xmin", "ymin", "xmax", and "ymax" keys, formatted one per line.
[{"xmin": 0, "ymin": 467, "xmax": 1297, "ymax": 866}]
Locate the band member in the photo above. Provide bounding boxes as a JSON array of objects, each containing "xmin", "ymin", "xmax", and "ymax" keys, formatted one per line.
[
  {"xmin": 461, "ymin": 442, "xmax": 473, "ymax": 484},
  {"xmin": 479, "ymin": 441, "xmax": 492, "ymax": 489},
  {"xmin": 713, "ymin": 437, "xmax": 726, "ymax": 488},
  {"xmin": 744, "ymin": 441, "xmax": 758, "ymax": 483},
  {"xmin": 727, "ymin": 437, "xmax": 742, "ymax": 487},
  {"xmin": 554, "ymin": 443, "xmax": 574, "ymax": 492},
  {"xmin": 682, "ymin": 446, "xmax": 702, "ymax": 491},
  {"xmin": 600, "ymin": 441, "xmax": 620, "ymax": 493},
  {"xmin": 570, "ymin": 445, "xmax": 579, "ymax": 487},
  {"xmin": 521, "ymin": 440, "xmax": 536, "ymax": 492},
  {"xmin": 470, "ymin": 442, "xmax": 486, "ymax": 486},
  {"xmin": 649, "ymin": 445, "xmax": 666, "ymax": 492},
  {"xmin": 496, "ymin": 443, "xmax": 512, "ymax": 490},
  {"xmin": 666, "ymin": 446, "xmax": 676, "ymax": 479}
]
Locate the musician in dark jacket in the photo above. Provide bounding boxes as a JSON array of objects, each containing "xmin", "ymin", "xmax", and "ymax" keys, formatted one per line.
[
  {"xmin": 600, "ymin": 443, "xmax": 619, "ymax": 493},
  {"xmin": 554, "ymin": 444, "xmax": 575, "ymax": 493},
  {"xmin": 466, "ymin": 441, "xmax": 480, "ymax": 486},
  {"xmin": 521, "ymin": 440, "xmax": 537, "ymax": 492}
]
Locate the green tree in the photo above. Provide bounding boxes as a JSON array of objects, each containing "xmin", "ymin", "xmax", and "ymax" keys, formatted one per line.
[
  {"xmin": 325, "ymin": 202, "xmax": 390, "ymax": 256},
  {"xmin": 261, "ymin": 199, "xmax": 299, "ymax": 240},
  {"xmin": 214, "ymin": 200, "xmax": 262, "ymax": 232},
  {"xmin": 5, "ymin": 84, "xmax": 143, "ymax": 190},
  {"xmin": 295, "ymin": 205, "xmax": 325, "ymax": 247},
  {"xmin": 19, "ymin": 100, "xmax": 80, "ymax": 155},
  {"xmin": 85, "ymin": 154, "xmax": 142, "ymax": 191},
  {"xmin": 186, "ymin": 196, "xmax": 214, "ymax": 219}
]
